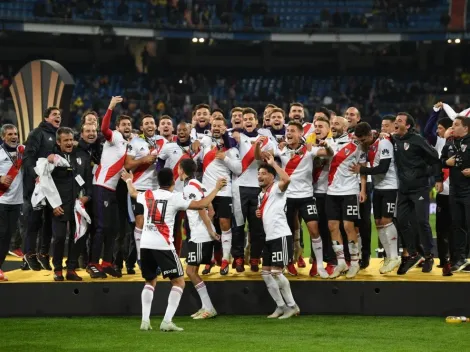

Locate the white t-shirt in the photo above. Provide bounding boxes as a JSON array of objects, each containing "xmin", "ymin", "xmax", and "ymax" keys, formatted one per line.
[
  {"xmin": 259, "ymin": 182, "xmax": 292, "ymax": 241},
  {"xmin": 94, "ymin": 130, "xmax": 128, "ymax": 191},
  {"xmin": 0, "ymin": 145, "xmax": 23, "ymax": 205},
  {"xmin": 183, "ymin": 179, "xmax": 214, "ymax": 243},
  {"xmin": 368, "ymin": 137, "xmax": 398, "ymax": 190},
  {"xmin": 137, "ymin": 189, "xmax": 191, "ymax": 250}
]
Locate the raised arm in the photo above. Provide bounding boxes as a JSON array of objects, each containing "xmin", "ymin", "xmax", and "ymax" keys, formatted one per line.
[
  {"xmin": 188, "ymin": 178, "xmax": 227, "ymax": 210},
  {"xmin": 101, "ymin": 96, "xmax": 123, "ymax": 142},
  {"xmin": 265, "ymin": 153, "xmax": 290, "ymax": 192}
]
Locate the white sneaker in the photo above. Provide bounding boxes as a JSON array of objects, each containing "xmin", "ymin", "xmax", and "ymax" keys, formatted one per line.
[
  {"xmin": 140, "ymin": 320, "xmax": 152, "ymax": 331},
  {"xmin": 317, "ymin": 267, "xmax": 329, "ymax": 279},
  {"xmin": 160, "ymin": 320, "xmax": 184, "ymax": 332},
  {"xmin": 329, "ymin": 262, "xmax": 348, "ymax": 279},
  {"xmin": 267, "ymin": 306, "xmax": 285, "ymax": 318},
  {"xmin": 346, "ymin": 263, "xmax": 360, "ymax": 279},
  {"xmin": 381, "ymin": 257, "xmax": 401, "ymax": 274},
  {"xmin": 379, "ymin": 258, "xmax": 391, "ymax": 274},
  {"xmin": 191, "ymin": 309, "xmax": 204, "ymax": 318},
  {"xmin": 278, "ymin": 305, "xmax": 299, "ymax": 320},
  {"xmin": 193, "ymin": 308, "xmax": 217, "ymax": 320}
]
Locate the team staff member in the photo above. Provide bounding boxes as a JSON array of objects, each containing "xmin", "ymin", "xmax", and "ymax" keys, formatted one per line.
[
  {"xmin": 23, "ymin": 107, "xmax": 61, "ymax": 271},
  {"xmin": 0, "ymin": 124, "xmax": 24, "ymax": 281},
  {"xmin": 394, "ymin": 112, "xmax": 442, "ymax": 275}
]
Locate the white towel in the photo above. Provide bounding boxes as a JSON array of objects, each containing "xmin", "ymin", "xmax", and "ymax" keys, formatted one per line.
[{"xmin": 74, "ymin": 199, "xmax": 91, "ymax": 243}]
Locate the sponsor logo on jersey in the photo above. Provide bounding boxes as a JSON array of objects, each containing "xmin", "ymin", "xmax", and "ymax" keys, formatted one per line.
[{"xmin": 381, "ymin": 148, "xmax": 389, "ymax": 156}]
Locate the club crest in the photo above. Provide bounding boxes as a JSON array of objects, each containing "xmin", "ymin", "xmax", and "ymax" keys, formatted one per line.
[
  {"xmin": 104, "ymin": 201, "xmax": 108, "ymax": 207},
  {"xmin": 404, "ymin": 143, "xmax": 409, "ymax": 151},
  {"xmin": 76, "ymin": 157, "xmax": 82, "ymax": 165},
  {"xmin": 344, "ymin": 148, "xmax": 350, "ymax": 156},
  {"xmin": 462, "ymin": 144, "xmax": 467, "ymax": 152}
]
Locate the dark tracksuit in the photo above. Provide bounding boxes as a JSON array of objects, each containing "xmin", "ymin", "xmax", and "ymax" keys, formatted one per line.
[
  {"xmin": 50, "ymin": 147, "xmax": 93, "ymax": 271},
  {"xmin": 393, "ymin": 130, "xmax": 442, "ymax": 257},
  {"xmin": 22, "ymin": 121, "xmax": 57, "ymax": 256},
  {"xmin": 441, "ymin": 135, "xmax": 470, "ymax": 265}
]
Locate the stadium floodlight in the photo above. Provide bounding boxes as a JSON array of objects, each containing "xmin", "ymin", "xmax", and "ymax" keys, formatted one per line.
[
  {"xmin": 447, "ymin": 39, "xmax": 452, "ymax": 44},
  {"xmin": 444, "ymin": 87, "xmax": 448, "ymax": 92},
  {"xmin": 192, "ymin": 38, "xmax": 198, "ymax": 43},
  {"xmin": 179, "ymin": 80, "xmax": 183, "ymax": 84},
  {"xmin": 199, "ymin": 38, "xmax": 205, "ymax": 43},
  {"xmin": 455, "ymin": 38, "xmax": 461, "ymax": 44}
]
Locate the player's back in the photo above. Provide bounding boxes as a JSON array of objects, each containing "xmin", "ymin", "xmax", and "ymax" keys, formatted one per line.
[
  {"xmin": 260, "ymin": 182, "xmax": 292, "ymax": 241},
  {"xmin": 183, "ymin": 179, "xmax": 214, "ymax": 243}
]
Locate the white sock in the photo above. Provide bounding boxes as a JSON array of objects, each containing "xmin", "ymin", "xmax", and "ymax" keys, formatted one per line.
[
  {"xmin": 134, "ymin": 228, "xmax": 142, "ymax": 261},
  {"xmin": 221, "ymin": 230, "xmax": 232, "ymax": 261},
  {"xmin": 348, "ymin": 241, "xmax": 359, "ymax": 265},
  {"xmin": 357, "ymin": 232, "xmax": 362, "ymax": 259},
  {"xmin": 384, "ymin": 222, "xmax": 399, "ymax": 259},
  {"xmin": 141, "ymin": 284, "xmax": 154, "ymax": 322},
  {"xmin": 377, "ymin": 226, "xmax": 390, "ymax": 258},
  {"xmin": 311, "ymin": 237, "xmax": 324, "ymax": 267},
  {"xmin": 273, "ymin": 271, "xmax": 296, "ymax": 307},
  {"xmin": 332, "ymin": 242, "xmax": 346, "ymax": 266},
  {"xmin": 261, "ymin": 271, "xmax": 285, "ymax": 307},
  {"xmin": 163, "ymin": 286, "xmax": 183, "ymax": 323},
  {"xmin": 195, "ymin": 281, "xmax": 214, "ymax": 311}
]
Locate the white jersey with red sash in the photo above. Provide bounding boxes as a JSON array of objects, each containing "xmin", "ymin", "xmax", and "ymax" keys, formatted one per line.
[
  {"xmin": 367, "ymin": 137, "xmax": 398, "ymax": 190},
  {"xmin": 258, "ymin": 182, "xmax": 291, "ymax": 241},
  {"xmin": 200, "ymin": 136, "xmax": 241, "ymax": 197},
  {"xmin": 183, "ymin": 178, "xmax": 214, "ymax": 243},
  {"xmin": 236, "ymin": 133, "xmax": 276, "ymax": 188},
  {"xmin": 158, "ymin": 141, "xmax": 201, "ymax": 192},
  {"xmin": 278, "ymin": 144, "xmax": 320, "ymax": 198},
  {"xmin": 303, "ymin": 122, "xmax": 315, "ymax": 139},
  {"xmin": 128, "ymin": 135, "xmax": 166, "ymax": 191},
  {"xmin": 327, "ymin": 135, "xmax": 366, "ymax": 196},
  {"xmin": 0, "ymin": 144, "xmax": 24, "ymax": 204}
]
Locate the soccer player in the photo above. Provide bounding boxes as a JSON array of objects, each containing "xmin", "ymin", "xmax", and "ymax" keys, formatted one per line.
[
  {"xmin": 121, "ymin": 167, "xmax": 226, "ymax": 332},
  {"xmin": 191, "ymin": 104, "xmax": 212, "ymax": 141},
  {"xmin": 326, "ymin": 116, "xmax": 367, "ymax": 279},
  {"xmin": 288, "ymin": 102, "xmax": 315, "ymax": 138},
  {"xmin": 125, "ymin": 115, "xmax": 166, "ymax": 269},
  {"xmin": 158, "ymin": 115, "xmax": 176, "ymax": 143},
  {"xmin": 350, "ymin": 121, "xmax": 400, "ymax": 274},
  {"xmin": 264, "ymin": 108, "xmax": 286, "ymax": 144},
  {"xmin": 199, "ymin": 116, "xmax": 241, "ymax": 275},
  {"xmin": 306, "ymin": 107, "xmax": 333, "ymax": 145},
  {"xmin": 229, "ymin": 107, "xmax": 244, "ymax": 131},
  {"xmin": 88, "ymin": 96, "xmax": 130, "ymax": 279},
  {"xmin": 180, "ymin": 159, "xmax": 219, "ymax": 319},
  {"xmin": 263, "ymin": 104, "xmax": 277, "ymax": 128},
  {"xmin": 256, "ymin": 153, "xmax": 300, "ymax": 319}
]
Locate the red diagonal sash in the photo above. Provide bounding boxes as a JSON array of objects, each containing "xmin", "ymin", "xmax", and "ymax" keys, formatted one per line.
[
  {"xmin": 172, "ymin": 153, "xmax": 190, "ymax": 181},
  {"xmin": 328, "ymin": 142, "xmax": 357, "ymax": 186},
  {"xmin": 258, "ymin": 183, "xmax": 274, "ymax": 219},
  {"xmin": 284, "ymin": 145, "xmax": 308, "ymax": 176},
  {"xmin": 202, "ymin": 146, "xmax": 227, "ymax": 173},
  {"xmin": 0, "ymin": 158, "xmax": 22, "ymax": 196},
  {"xmin": 241, "ymin": 137, "xmax": 268, "ymax": 174},
  {"xmin": 303, "ymin": 123, "xmax": 313, "ymax": 136},
  {"xmin": 189, "ymin": 180, "xmax": 205, "ymax": 197},
  {"xmin": 144, "ymin": 190, "xmax": 170, "ymax": 244}
]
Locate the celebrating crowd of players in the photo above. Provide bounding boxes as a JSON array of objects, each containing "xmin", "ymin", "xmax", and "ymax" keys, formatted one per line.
[{"xmin": 0, "ymin": 96, "xmax": 469, "ymax": 331}]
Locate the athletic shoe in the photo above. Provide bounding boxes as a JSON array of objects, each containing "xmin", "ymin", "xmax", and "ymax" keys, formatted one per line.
[
  {"xmin": 317, "ymin": 266, "xmax": 329, "ymax": 279},
  {"xmin": 37, "ymin": 254, "xmax": 52, "ymax": 271},
  {"xmin": 220, "ymin": 260, "xmax": 229, "ymax": 275},
  {"xmin": 66, "ymin": 270, "xmax": 83, "ymax": 281},
  {"xmin": 127, "ymin": 267, "xmax": 136, "ymax": 275},
  {"xmin": 267, "ymin": 306, "xmax": 285, "ymax": 318},
  {"xmin": 24, "ymin": 253, "xmax": 42, "ymax": 271},
  {"xmin": 87, "ymin": 263, "xmax": 107, "ymax": 279},
  {"xmin": 101, "ymin": 262, "xmax": 122, "ymax": 278},
  {"xmin": 54, "ymin": 270, "xmax": 64, "ymax": 282},
  {"xmin": 140, "ymin": 320, "xmax": 152, "ymax": 331},
  {"xmin": 193, "ymin": 308, "xmax": 217, "ymax": 320},
  {"xmin": 278, "ymin": 305, "xmax": 299, "ymax": 320},
  {"xmin": 359, "ymin": 256, "xmax": 370, "ymax": 270},
  {"xmin": 461, "ymin": 265, "xmax": 470, "ymax": 273},
  {"xmin": 286, "ymin": 263, "xmax": 298, "ymax": 276},
  {"xmin": 297, "ymin": 255, "xmax": 306, "ymax": 268},
  {"xmin": 329, "ymin": 262, "xmax": 348, "ymax": 279},
  {"xmin": 8, "ymin": 248, "xmax": 24, "ymax": 258},
  {"xmin": 0, "ymin": 269, "xmax": 8, "ymax": 281},
  {"xmin": 202, "ymin": 261, "xmax": 215, "ymax": 275},
  {"xmin": 250, "ymin": 258, "xmax": 260, "ymax": 272},
  {"xmin": 309, "ymin": 262, "xmax": 317, "ymax": 277},
  {"xmin": 397, "ymin": 254, "xmax": 422, "ymax": 275},
  {"xmin": 380, "ymin": 257, "xmax": 401, "ymax": 274},
  {"xmin": 160, "ymin": 321, "xmax": 184, "ymax": 332},
  {"xmin": 379, "ymin": 258, "xmax": 390, "ymax": 274},
  {"xmin": 20, "ymin": 259, "xmax": 30, "ymax": 270},
  {"xmin": 325, "ymin": 263, "xmax": 335, "ymax": 276},
  {"xmin": 422, "ymin": 256, "xmax": 434, "ymax": 273},
  {"xmin": 346, "ymin": 263, "xmax": 360, "ymax": 279},
  {"xmin": 442, "ymin": 263, "xmax": 453, "ymax": 277},
  {"xmin": 235, "ymin": 258, "xmax": 245, "ymax": 273},
  {"xmin": 451, "ymin": 259, "xmax": 468, "ymax": 273},
  {"xmin": 191, "ymin": 309, "xmax": 204, "ymax": 318}
]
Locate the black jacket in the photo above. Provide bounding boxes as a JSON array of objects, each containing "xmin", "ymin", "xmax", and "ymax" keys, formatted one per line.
[
  {"xmin": 441, "ymin": 134, "xmax": 470, "ymax": 197},
  {"xmin": 22, "ymin": 121, "xmax": 58, "ymax": 198},
  {"xmin": 393, "ymin": 130, "xmax": 442, "ymax": 194},
  {"xmin": 50, "ymin": 146, "xmax": 93, "ymax": 221},
  {"xmin": 76, "ymin": 138, "xmax": 102, "ymax": 171}
]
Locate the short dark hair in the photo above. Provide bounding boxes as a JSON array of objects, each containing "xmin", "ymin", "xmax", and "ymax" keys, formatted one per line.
[
  {"xmin": 455, "ymin": 116, "xmax": 470, "ymax": 129},
  {"xmin": 158, "ymin": 115, "xmax": 173, "ymax": 125},
  {"xmin": 242, "ymin": 107, "xmax": 258, "ymax": 120},
  {"xmin": 287, "ymin": 120, "xmax": 303, "ymax": 132},
  {"xmin": 80, "ymin": 110, "xmax": 99, "ymax": 126},
  {"xmin": 354, "ymin": 122, "xmax": 372, "ymax": 138},
  {"xmin": 397, "ymin": 112, "xmax": 415, "ymax": 128},
  {"xmin": 139, "ymin": 114, "xmax": 155, "ymax": 127},
  {"xmin": 43, "ymin": 106, "xmax": 60, "ymax": 119},
  {"xmin": 80, "ymin": 123, "xmax": 97, "ymax": 133},
  {"xmin": 56, "ymin": 127, "xmax": 74, "ymax": 141},
  {"xmin": 180, "ymin": 159, "xmax": 197, "ymax": 178},
  {"xmin": 212, "ymin": 108, "xmax": 224, "ymax": 116},
  {"xmin": 258, "ymin": 162, "xmax": 277, "ymax": 177},
  {"xmin": 212, "ymin": 116, "xmax": 227, "ymax": 125},
  {"xmin": 269, "ymin": 107, "xmax": 285, "ymax": 118},
  {"xmin": 290, "ymin": 102, "xmax": 304, "ymax": 109},
  {"xmin": 316, "ymin": 107, "xmax": 331, "ymax": 119},
  {"xmin": 116, "ymin": 115, "xmax": 132, "ymax": 126},
  {"xmin": 231, "ymin": 107, "xmax": 243, "ymax": 115},
  {"xmin": 195, "ymin": 103, "xmax": 210, "ymax": 112},
  {"xmin": 438, "ymin": 117, "xmax": 453, "ymax": 130},
  {"xmin": 382, "ymin": 115, "xmax": 396, "ymax": 123},
  {"xmin": 157, "ymin": 168, "xmax": 175, "ymax": 188}
]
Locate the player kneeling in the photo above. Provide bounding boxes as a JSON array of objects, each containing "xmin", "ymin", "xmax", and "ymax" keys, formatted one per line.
[
  {"xmin": 122, "ymin": 167, "xmax": 226, "ymax": 332},
  {"xmin": 257, "ymin": 153, "xmax": 300, "ymax": 319},
  {"xmin": 179, "ymin": 159, "xmax": 219, "ymax": 319}
]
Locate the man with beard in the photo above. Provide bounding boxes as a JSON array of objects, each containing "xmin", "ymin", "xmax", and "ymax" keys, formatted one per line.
[
  {"xmin": 327, "ymin": 116, "xmax": 367, "ymax": 279},
  {"xmin": 199, "ymin": 116, "xmax": 241, "ymax": 275},
  {"xmin": 289, "ymin": 102, "xmax": 314, "ymax": 139},
  {"xmin": 47, "ymin": 127, "xmax": 93, "ymax": 281},
  {"xmin": 263, "ymin": 104, "xmax": 277, "ymax": 128},
  {"xmin": 211, "ymin": 109, "xmax": 224, "ymax": 124},
  {"xmin": 350, "ymin": 122, "xmax": 400, "ymax": 274},
  {"xmin": 228, "ymin": 108, "xmax": 276, "ymax": 272},
  {"xmin": 0, "ymin": 124, "xmax": 24, "ymax": 281},
  {"xmin": 312, "ymin": 116, "xmax": 336, "ymax": 275},
  {"xmin": 23, "ymin": 107, "xmax": 61, "ymax": 271},
  {"xmin": 191, "ymin": 104, "xmax": 212, "ymax": 141},
  {"xmin": 270, "ymin": 121, "xmax": 333, "ymax": 278},
  {"xmin": 125, "ymin": 115, "xmax": 166, "ymax": 272},
  {"xmin": 87, "ymin": 96, "xmax": 130, "ymax": 279},
  {"xmin": 264, "ymin": 108, "xmax": 286, "ymax": 144},
  {"xmin": 158, "ymin": 115, "xmax": 177, "ymax": 143},
  {"xmin": 394, "ymin": 112, "xmax": 442, "ymax": 275}
]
